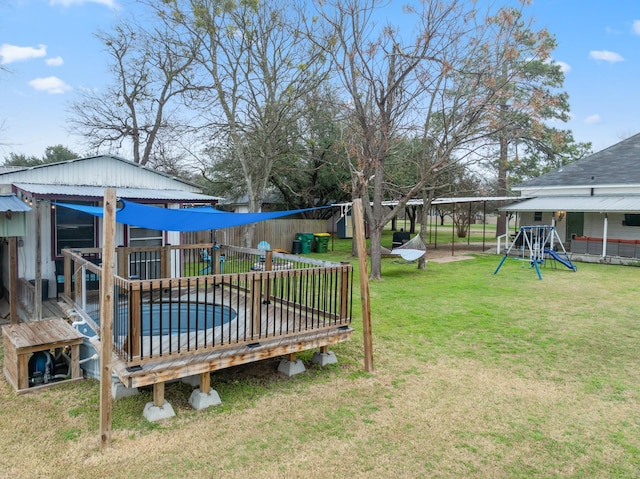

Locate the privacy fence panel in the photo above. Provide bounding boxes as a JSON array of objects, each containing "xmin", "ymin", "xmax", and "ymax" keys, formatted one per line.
[{"xmin": 182, "ymin": 219, "xmax": 331, "ymax": 252}]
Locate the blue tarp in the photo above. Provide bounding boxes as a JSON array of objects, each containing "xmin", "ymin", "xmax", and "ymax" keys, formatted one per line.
[{"xmin": 54, "ymin": 199, "xmax": 326, "ymax": 232}]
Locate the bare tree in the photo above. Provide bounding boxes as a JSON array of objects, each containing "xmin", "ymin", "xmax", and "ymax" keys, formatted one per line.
[
  {"xmin": 68, "ymin": 21, "xmax": 199, "ymax": 166},
  {"xmin": 156, "ymin": 0, "xmax": 329, "ymax": 246},
  {"xmin": 312, "ymin": 0, "xmax": 491, "ymax": 278},
  {"xmin": 312, "ymin": 0, "xmax": 574, "ymax": 279}
]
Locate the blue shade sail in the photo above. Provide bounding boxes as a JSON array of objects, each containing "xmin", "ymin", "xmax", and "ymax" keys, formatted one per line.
[{"xmin": 54, "ymin": 199, "xmax": 327, "ymax": 232}]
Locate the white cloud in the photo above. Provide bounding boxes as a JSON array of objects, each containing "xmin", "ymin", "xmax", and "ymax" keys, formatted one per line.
[
  {"xmin": 49, "ymin": 0, "xmax": 117, "ymax": 8},
  {"xmin": 0, "ymin": 44, "xmax": 47, "ymax": 65},
  {"xmin": 633, "ymin": 20, "xmax": 640, "ymax": 36},
  {"xmin": 45, "ymin": 56, "xmax": 64, "ymax": 67},
  {"xmin": 585, "ymin": 114, "xmax": 602, "ymax": 125},
  {"xmin": 28, "ymin": 76, "xmax": 72, "ymax": 94},
  {"xmin": 589, "ymin": 50, "xmax": 624, "ymax": 63}
]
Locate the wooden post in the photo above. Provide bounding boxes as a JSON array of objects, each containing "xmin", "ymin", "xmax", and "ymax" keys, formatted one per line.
[
  {"xmin": 161, "ymin": 244, "xmax": 171, "ymax": 278},
  {"xmin": 34, "ymin": 200, "xmax": 42, "ymax": 320},
  {"xmin": 99, "ymin": 188, "xmax": 116, "ymax": 450},
  {"xmin": 75, "ymin": 261, "xmax": 84, "ymax": 309},
  {"xmin": 352, "ymin": 199, "xmax": 374, "ymax": 373},
  {"xmin": 213, "ymin": 246, "xmax": 220, "ymax": 275},
  {"xmin": 200, "ymin": 372, "xmax": 211, "ymax": 395},
  {"xmin": 251, "ymin": 274, "xmax": 262, "ymax": 338},
  {"xmin": 153, "ymin": 382, "xmax": 165, "ymax": 407},
  {"xmin": 262, "ymin": 250, "xmax": 272, "ymax": 303},
  {"xmin": 63, "ymin": 255, "xmax": 71, "ymax": 299},
  {"xmin": 129, "ymin": 287, "xmax": 141, "ymax": 358},
  {"xmin": 339, "ymin": 262, "xmax": 350, "ymax": 321},
  {"xmin": 9, "ymin": 237, "xmax": 18, "ymax": 324},
  {"xmin": 116, "ymin": 246, "xmax": 128, "ymax": 278}
]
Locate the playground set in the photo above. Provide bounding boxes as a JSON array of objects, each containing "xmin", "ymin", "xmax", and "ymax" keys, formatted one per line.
[{"xmin": 494, "ymin": 225, "xmax": 577, "ymax": 280}]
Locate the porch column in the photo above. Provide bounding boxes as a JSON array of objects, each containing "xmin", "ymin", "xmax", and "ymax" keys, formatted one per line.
[
  {"xmin": 34, "ymin": 199, "xmax": 42, "ymax": 320},
  {"xmin": 602, "ymin": 214, "xmax": 608, "ymax": 257},
  {"xmin": 9, "ymin": 237, "xmax": 18, "ymax": 324}
]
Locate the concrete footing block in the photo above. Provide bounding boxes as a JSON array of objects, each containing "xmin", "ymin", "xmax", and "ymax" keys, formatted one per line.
[
  {"xmin": 189, "ymin": 388, "xmax": 222, "ymax": 410},
  {"xmin": 143, "ymin": 400, "xmax": 175, "ymax": 422},
  {"xmin": 181, "ymin": 375, "xmax": 201, "ymax": 388},
  {"xmin": 312, "ymin": 351, "xmax": 338, "ymax": 367},
  {"xmin": 277, "ymin": 358, "xmax": 306, "ymax": 377},
  {"xmin": 112, "ymin": 381, "xmax": 139, "ymax": 400}
]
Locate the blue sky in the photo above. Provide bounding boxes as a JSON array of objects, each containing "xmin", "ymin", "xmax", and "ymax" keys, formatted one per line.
[{"xmin": 0, "ymin": 0, "xmax": 638, "ymax": 159}]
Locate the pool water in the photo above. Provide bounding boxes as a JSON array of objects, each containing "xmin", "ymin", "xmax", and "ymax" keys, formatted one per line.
[{"xmin": 130, "ymin": 302, "xmax": 237, "ymax": 336}]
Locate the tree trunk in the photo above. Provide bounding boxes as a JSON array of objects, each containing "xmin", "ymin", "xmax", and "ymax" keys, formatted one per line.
[{"xmin": 369, "ymin": 226, "xmax": 383, "ymax": 280}]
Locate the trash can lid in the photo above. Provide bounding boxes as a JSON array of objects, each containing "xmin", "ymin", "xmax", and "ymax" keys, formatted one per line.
[{"xmin": 314, "ymin": 233, "xmax": 331, "ymax": 237}]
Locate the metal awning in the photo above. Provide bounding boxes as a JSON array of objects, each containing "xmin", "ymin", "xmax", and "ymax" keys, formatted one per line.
[
  {"xmin": 0, "ymin": 194, "xmax": 31, "ymax": 212},
  {"xmin": 431, "ymin": 196, "xmax": 520, "ymax": 205},
  {"xmin": 501, "ymin": 196, "xmax": 640, "ymax": 213},
  {"xmin": 12, "ymin": 183, "xmax": 222, "ymax": 203},
  {"xmin": 331, "ymin": 196, "xmax": 520, "ymax": 208}
]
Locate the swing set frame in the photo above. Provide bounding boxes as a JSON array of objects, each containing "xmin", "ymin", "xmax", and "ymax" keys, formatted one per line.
[{"xmin": 494, "ymin": 225, "xmax": 576, "ymax": 280}]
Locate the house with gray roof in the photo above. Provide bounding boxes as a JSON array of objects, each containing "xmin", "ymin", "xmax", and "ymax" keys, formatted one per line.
[{"xmin": 504, "ymin": 132, "xmax": 640, "ymax": 260}]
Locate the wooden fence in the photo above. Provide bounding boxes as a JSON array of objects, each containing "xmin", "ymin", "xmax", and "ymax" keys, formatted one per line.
[{"xmin": 182, "ymin": 219, "xmax": 332, "ymax": 252}]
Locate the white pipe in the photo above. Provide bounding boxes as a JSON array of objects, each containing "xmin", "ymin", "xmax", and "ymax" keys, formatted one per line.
[
  {"xmin": 71, "ymin": 318, "xmax": 86, "ymax": 328},
  {"xmin": 79, "ymin": 354, "xmax": 99, "ymax": 365}
]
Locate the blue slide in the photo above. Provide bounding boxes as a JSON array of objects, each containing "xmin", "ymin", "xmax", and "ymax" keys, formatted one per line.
[{"xmin": 544, "ymin": 249, "xmax": 577, "ymax": 272}]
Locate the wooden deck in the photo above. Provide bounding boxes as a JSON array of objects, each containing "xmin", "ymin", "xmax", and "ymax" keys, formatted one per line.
[
  {"xmin": 58, "ymin": 243, "xmax": 354, "ymax": 408},
  {"xmin": 42, "ymin": 300, "xmax": 67, "ymax": 320},
  {"xmin": 14, "ymin": 298, "xmax": 68, "ymax": 323},
  {"xmin": 112, "ymin": 326, "xmax": 353, "ymax": 389}
]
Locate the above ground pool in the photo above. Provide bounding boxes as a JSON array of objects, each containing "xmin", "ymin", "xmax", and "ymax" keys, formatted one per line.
[{"xmin": 93, "ymin": 302, "xmax": 237, "ymax": 336}]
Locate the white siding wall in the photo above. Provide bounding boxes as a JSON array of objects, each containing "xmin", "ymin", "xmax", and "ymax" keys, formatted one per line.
[
  {"xmin": 596, "ymin": 186, "xmax": 640, "ymax": 195},
  {"xmin": 518, "ymin": 187, "xmax": 593, "ymax": 196},
  {"xmin": 515, "ymin": 212, "xmax": 568, "ymax": 243},
  {"xmin": 516, "ymin": 212, "xmax": 556, "ymax": 226},
  {"xmin": 582, "ymin": 212, "xmax": 640, "ymax": 240},
  {"xmin": 519, "ymin": 186, "xmax": 640, "ymax": 197}
]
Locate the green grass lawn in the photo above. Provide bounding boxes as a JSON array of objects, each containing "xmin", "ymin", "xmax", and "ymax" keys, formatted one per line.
[{"xmin": 1, "ymin": 245, "xmax": 639, "ymax": 478}]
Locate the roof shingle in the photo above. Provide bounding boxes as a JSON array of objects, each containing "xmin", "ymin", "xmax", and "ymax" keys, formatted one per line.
[{"xmin": 515, "ymin": 132, "xmax": 640, "ymax": 189}]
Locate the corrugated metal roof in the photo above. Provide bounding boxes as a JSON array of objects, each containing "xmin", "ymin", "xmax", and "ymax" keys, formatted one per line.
[
  {"xmin": 0, "ymin": 155, "xmax": 202, "ymax": 189},
  {"xmin": 334, "ymin": 197, "xmax": 520, "ymax": 208},
  {"xmin": 431, "ymin": 196, "xmax": 519, "ymax": 205},
  {"xmin": 13, "ymin": 183, "xmax": 222, "ymax": 202},
  {"xmin": 0, "ymin": 194, "xmax": 31, "ymax": 212},
  {"xmin": 502, "ymin": 196, "xmax": 640, "ymax": 212}
]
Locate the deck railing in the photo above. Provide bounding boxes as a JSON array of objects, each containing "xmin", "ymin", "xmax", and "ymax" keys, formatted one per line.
[
  {"xmin": 61, "ymin": 244, "xmax": 353, "ymax": 366},
  {"xmin": 17, "ymin": 278, "xmax": 36, "ymax": 318}
]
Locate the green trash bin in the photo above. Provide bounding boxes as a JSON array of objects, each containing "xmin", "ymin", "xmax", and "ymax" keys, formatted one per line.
[
  {"xmin": 314, "ymin": 233, "xmax": 331, "ymax": 253},
  {"xmin": 295, "ymin": 232, "xmax": 314, "ymax": 254}
]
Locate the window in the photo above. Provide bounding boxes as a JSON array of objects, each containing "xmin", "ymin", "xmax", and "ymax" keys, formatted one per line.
[
  {"xmin": 534, "ymin": 211, "xmax": 543, "ymax": 222},
  {"xmin": 128, "ymin": 226, "xmax": 163, "ymax": 247},
  {"xmin": 55, "ymin": 203, "xmax": 96, "ymax": 256},
  {"xmin": 624, "ymin": 214, "xmax": 640, "ymax": 226},
  {"xmin": 127, "ymin": 225, "xmax": 163, "ymax": 279}
]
